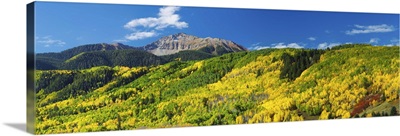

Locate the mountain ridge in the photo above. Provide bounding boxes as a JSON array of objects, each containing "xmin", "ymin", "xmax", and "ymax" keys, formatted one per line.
[
  {"xmin": 36, "ymin": 33, "xmax": 247, "ymax": 70},
  {"xmin": 142, "ymin": 33, "xmax": 247, "ymax": 56},
  {"xmin": 38, "ymin": 33, "xmax": 247, "ymax": 57}
]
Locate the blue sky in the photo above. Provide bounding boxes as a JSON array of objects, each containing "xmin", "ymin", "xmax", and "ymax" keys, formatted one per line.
[{"xmin": 35, "ymin": 2, "xmax": 399, "ymax": 53}]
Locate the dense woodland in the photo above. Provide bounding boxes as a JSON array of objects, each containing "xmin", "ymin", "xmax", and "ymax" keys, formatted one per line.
[
  {"xmin": 34, "ymin": 44, "xmax": 399, "ymax": 134},
  {"xmin": 36, "ymin": 45, "xmax": 218, "ymax": 70}
]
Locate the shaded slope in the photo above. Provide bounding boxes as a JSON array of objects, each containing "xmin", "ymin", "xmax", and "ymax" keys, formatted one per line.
[
  {"xmin": 61, "ymin": 49, "xmax": 166, "ymax": 70},
  {"xmin": 36, "ymin": 43, "xmax": 137, "ymax": 69}
]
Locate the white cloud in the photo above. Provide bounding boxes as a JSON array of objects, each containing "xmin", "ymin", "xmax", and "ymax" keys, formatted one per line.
[
  {"xmin": 249, "ymin": 46, "xmax": 270, "ymax": 50},
  {"xmin": 250, "ymin": 42, "xmax": 304, "ymax": 50},
  {"xmin": 345, "ymin": 24, "xmax": 395, "ymax": 35},
  {"xmin": 249, "ymin": 42, "xmax": 267, "ymax": 50},
  {"xmin": 383, "ymin": 38, "xmax": 400, "ymax": 46},
  {"xmin": 36, "ymin": 36, "xmax": 66, "ymax": 47},
  {"xmin": 157, "ymin": 6, "xmax": 188, "ymax": 29},
  {"xmin": 122, "ymin": 6, "xmax": 188, "ymax": 41},
  {"xmin": 318, "ymin": 42, "xmax": 341, "ymax": 49},
  {"xmin": 124, "ymin": 6, "xmax": 188, "ymax": 30},
  {"xmin": 124, "ymin": 17, "xmax": 159, "ymax": 30},
  {"xmin": 125, "ymin": 31, "xmax": 158, "ymax": 40},
  {"xmin": 383, "ymin": 44, "xmax": 400, "ymax": 47},
  {"xmin": 390, "ymin": 38, "xmax": 399, "ymax": 44},
  {"xmin": 251, "ymin": 42, "xmax": 261, "ymax": 46},
  {"xmin": 308, "ymin": 37, "xmax": 316, "ymax": 41},
  {"xmin": 273, "ymin": 42, "xmax": 304, "ymax": 49},
  {"xmin": 369, "ymin": 38, "xmax": 380, "ymax": 44}
]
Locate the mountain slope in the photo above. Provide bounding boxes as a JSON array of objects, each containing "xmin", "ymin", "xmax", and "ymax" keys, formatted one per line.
[
  {"xmin": 36, "ymin": 43, "xmax": 138, "ymax": 69},
  {"xmin": 161, "ymin": 50, "xmax": 216, "ymax": 62},
  {"xmin": 38, "ymin": 43, "xmax": 136, "ymax": 60},
  {"xmin": 34, "ymin": 44, "xmax": 399, "ymax": 134},
  {"xmin": 142, "ymin": 33, "xmax": 247, "ymax": 56},
  {"xmin": 60, "ymin": 49, "xmax": 166, "ymax": 70}
]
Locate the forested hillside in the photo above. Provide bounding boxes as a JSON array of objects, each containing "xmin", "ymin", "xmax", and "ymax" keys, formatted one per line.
[
  {"xmin": 36, "ymin": 43, "xmax": 137, "ymax": 70},
  {"xmin": 36, "ymin": 45, "xmax": 223, "ymax": 70},
  {"xmin": 36, "ymin": 33, "xmax": 247, "ymax": 70},
  {"xmin": 34, "ymin": 44, "xmax": 399, "ymax": 134}
]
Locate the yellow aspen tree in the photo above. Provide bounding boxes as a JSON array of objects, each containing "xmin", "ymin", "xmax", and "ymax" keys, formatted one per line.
[
  {"xmin": 273, "ymin": 112, "xmax": 282, "ymax": 122},
  {"xmin": 366, "ymin": 113, "xmax": 373, "ymax": 118},
  {"xmin": 319, "ymin": 110, "xmax": 330, "ymax": 120},
  {"xmin": 342, "ymin": 111, "xmax": 351, "ymax": 119},
  {"xmin": 236, "ymin": 115, "xmax": 244, "ymax": 124}
]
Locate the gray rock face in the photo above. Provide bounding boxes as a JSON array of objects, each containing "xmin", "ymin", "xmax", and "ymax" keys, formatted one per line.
[{"xmin": 143, "ymin": 33, "xmax": 247, "ymax": 56}]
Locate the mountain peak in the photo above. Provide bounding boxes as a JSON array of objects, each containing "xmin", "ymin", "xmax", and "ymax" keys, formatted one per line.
[
  {"xmin": 172, "ymin": 32, "xmax": 189, "ymax": 37},
  {"xmin": 111, "ymin": 42, "xmax": 125, "ymax": 47},
  {"xmin": 167, "ymin": 33, "xmax": 197, "ymax": 41},
  {"xmin": 143, "ymin": 33, "xmax": 247, "ymax": 56}
]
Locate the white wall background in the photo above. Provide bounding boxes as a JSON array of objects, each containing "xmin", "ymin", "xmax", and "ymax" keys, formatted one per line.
[{"xmin": 0, "ymin": 0, "xmax": 399, "ymax": 136}]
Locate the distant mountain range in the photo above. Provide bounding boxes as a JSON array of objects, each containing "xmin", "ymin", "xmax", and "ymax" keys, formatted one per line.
[{"xmin": 36, "ymin": 33, "xmax": 247, "ymax": 70}]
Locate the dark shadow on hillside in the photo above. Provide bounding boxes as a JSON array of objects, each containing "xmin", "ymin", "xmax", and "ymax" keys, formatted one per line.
[{"xmin": 4, "ymin": 123, "xmax": 26, "ymax": 133}]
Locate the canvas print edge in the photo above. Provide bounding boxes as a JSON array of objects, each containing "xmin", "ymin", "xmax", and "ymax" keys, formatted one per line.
[{"xmin": 28, "ymin": 0, "xmax": 400, "ymax": 135}]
